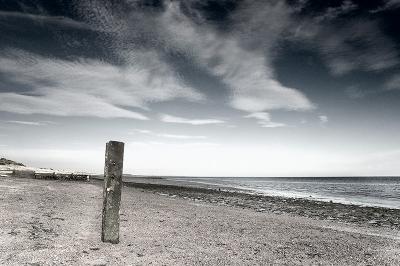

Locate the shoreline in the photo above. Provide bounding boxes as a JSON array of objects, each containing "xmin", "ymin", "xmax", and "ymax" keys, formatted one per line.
[{"xmin": 92, "ymin": 177, "xmax": 400, "ymax": 230}]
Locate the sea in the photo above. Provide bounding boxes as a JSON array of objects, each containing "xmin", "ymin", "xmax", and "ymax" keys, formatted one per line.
[{"xmin": 165, "ymin": 176, "xmax": 400, "ymax": 209}]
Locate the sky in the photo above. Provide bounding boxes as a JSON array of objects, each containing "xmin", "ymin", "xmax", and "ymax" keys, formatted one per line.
[{"xmin": 0, "ymin": 0, "xmax": 400, "ymax": 176}]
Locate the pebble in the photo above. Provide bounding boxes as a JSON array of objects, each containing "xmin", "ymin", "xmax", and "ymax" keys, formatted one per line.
[{"xmin": 91, "ymin": 259, "xmax": 107, "ymax": 266}]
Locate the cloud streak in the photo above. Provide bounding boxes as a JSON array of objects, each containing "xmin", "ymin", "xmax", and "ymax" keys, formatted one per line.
[
  {"xmin": 244, "ymin": 112, "xmax": 286, "ymax": 128},
  {"xmin": 0, "ymin": 49, "xmax": 204, "ymax": 119},
  {"xmin": 5, "ymin": 120, "xmax": 53, "ymax": 126},
  {"xmin": 133, "ymin": 129, "xmax": 207, "ymax": 140},
  {"xmin": 319, "ymin": 115, "xmax": 328, "ymax": 124},
  {"xmin": 0, "ymin": 10, "xmax": 92, "ymax": 30},
  {"xmin": 160, "ymin": 114, "xmax": 225, "ymax": 125}
]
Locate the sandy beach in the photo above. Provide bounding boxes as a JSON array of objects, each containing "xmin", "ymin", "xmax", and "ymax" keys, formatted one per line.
[{"xmin": 1, "ymin": 176, "xmax": 399, "ymax": 265}]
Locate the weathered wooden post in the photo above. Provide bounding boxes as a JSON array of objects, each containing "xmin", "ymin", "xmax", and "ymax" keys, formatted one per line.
[{"xmin": 101, "ymin": 141, "xmax": 124, "ymax": 244}]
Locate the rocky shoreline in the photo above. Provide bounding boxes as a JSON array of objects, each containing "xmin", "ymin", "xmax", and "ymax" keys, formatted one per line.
[{"xmin": 111, "ymin": 180, "xmax": 400, "ymax": 230}]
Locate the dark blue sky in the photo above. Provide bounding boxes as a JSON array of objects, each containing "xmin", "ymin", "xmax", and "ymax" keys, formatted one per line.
[{"xmin": 0, "ymin": 0, "xmax": 399, "ymax": 176}]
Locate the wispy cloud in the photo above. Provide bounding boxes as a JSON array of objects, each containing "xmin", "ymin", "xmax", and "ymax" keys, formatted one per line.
[
  {"xmin": 315, "ymin": 0, "xmax": 358, "ymax": 21},
  {"xmin": 157, "ymin": 134, "xmax": 206, "ymax": 140},
  {"xmin": 319, "ymin": 115, "xmax": 328, "ymax": 124},
  {"xmin": 0, "ymin": 2, "xmax": 315, "ymax": 121},
  {"xmin": 160, "ymin": 114, "xmax": 225, "ymax": 126},
  {"xmin": 132, "ymin": 129, "xmax": 207, "ymax": 139},
  {"xmin": 5, "ymin": 120, "xmax": 53, "ymax": 126},
  {"xmin": 0, "ymin": 49, "xmax": 203, "ymax": 119},
  {"xmin": 371, "ymin": 0, "xmax": 400, "ymax": 12},
  {"xmin": 133, "ymin": 129, "xmax": 152, "ymax": 134},
  {"xmin": 159, "ymin": 2, "xmax": 315, "ymax": 113},
  {"xmin": 244, "ymin": 112, "xmax": 286, "ymax": 128},
  {"xmin": 128, "ymin": 141, "xmax": 219, "ymax": 148},
  {"xmin": 1, "ymin": 1, "xmax": 397, "ymax": 126},
  {"xmin": 0, "ymin": 10, "xmax": 92, "ymax": 30},
  {"xmin": 292, "ymin": 16, "xmax": 399, "ymax": 75}
]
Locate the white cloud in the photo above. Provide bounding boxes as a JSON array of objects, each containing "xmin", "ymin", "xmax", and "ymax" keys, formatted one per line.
[
  {"xmin": 0, "ymin": 10, "xmax": 92, "ymax": 30},
  {"xmin": 5, "ymin": 120, "xmax": 52, "ymax": 126},
  {"xmin": 0, "ymin": 49, "xmax": 204, "ymax": 119},
  {"xmin": 133, "ymin": 129, "xmax": 153, "ymax": 134},
  {"xmin": 2, "ymin": 2, "xmax": 315, "ymax": 120},
  {"xmin": 0, "ymin": 90, "xmax": 147, "ymax": 120},
  {"xmin": 132, "ymin": 129, "xmax": 207, "ymax": 139},
  {"xmin": 158, "ymin": 2, "xmax": 315, "ymax": 113},
  {"xmin": 128, "ymin": 141, "xmax": 218, "ymax": 148},
  {"xmin": 157, "ymin": 134, "xmax": 206, "ymax": 140},
  {"xmin": 160, "ymin": 114, "xmax": 225, "ymax": 126},
  {"xmin": 244, "ymin": 112, "xmax": 286, "ymax": 128},
  {"xmin": 371, "ymin": 0, "xmax": 400, "ymax": 12},
  {"xmin": 319, "ymin": 115, "xmax": 328, "ymax": 124}
]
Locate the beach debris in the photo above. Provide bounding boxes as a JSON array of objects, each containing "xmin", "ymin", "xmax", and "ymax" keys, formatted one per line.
[{"xmin": 12, "ymin": 170, "xmax": 35, "ymax": 179}]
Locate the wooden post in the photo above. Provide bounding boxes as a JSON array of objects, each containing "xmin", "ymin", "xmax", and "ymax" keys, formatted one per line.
[{"xmin": 101, "ymin": 141, "xmax": 124, "ymax": 244}]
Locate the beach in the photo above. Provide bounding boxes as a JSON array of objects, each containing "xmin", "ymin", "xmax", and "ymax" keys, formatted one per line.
[{"xmin": 1, "ymin": 176, "xmax": 399, "ymax": 265}]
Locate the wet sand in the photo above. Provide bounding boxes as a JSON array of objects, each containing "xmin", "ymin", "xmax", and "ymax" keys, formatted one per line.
[{"xmin": 1, "ymin": 176, "xmax": 399, "ymax": 265}]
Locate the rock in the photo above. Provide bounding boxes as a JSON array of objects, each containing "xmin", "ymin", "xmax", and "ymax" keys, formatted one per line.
[
  {"xmin": 91, "ymin": 259, "xmax": 107, "ymax": 266},
  {"xmin": 51, "ymin": 217, "xmax": 65, "ymax": 221}
]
